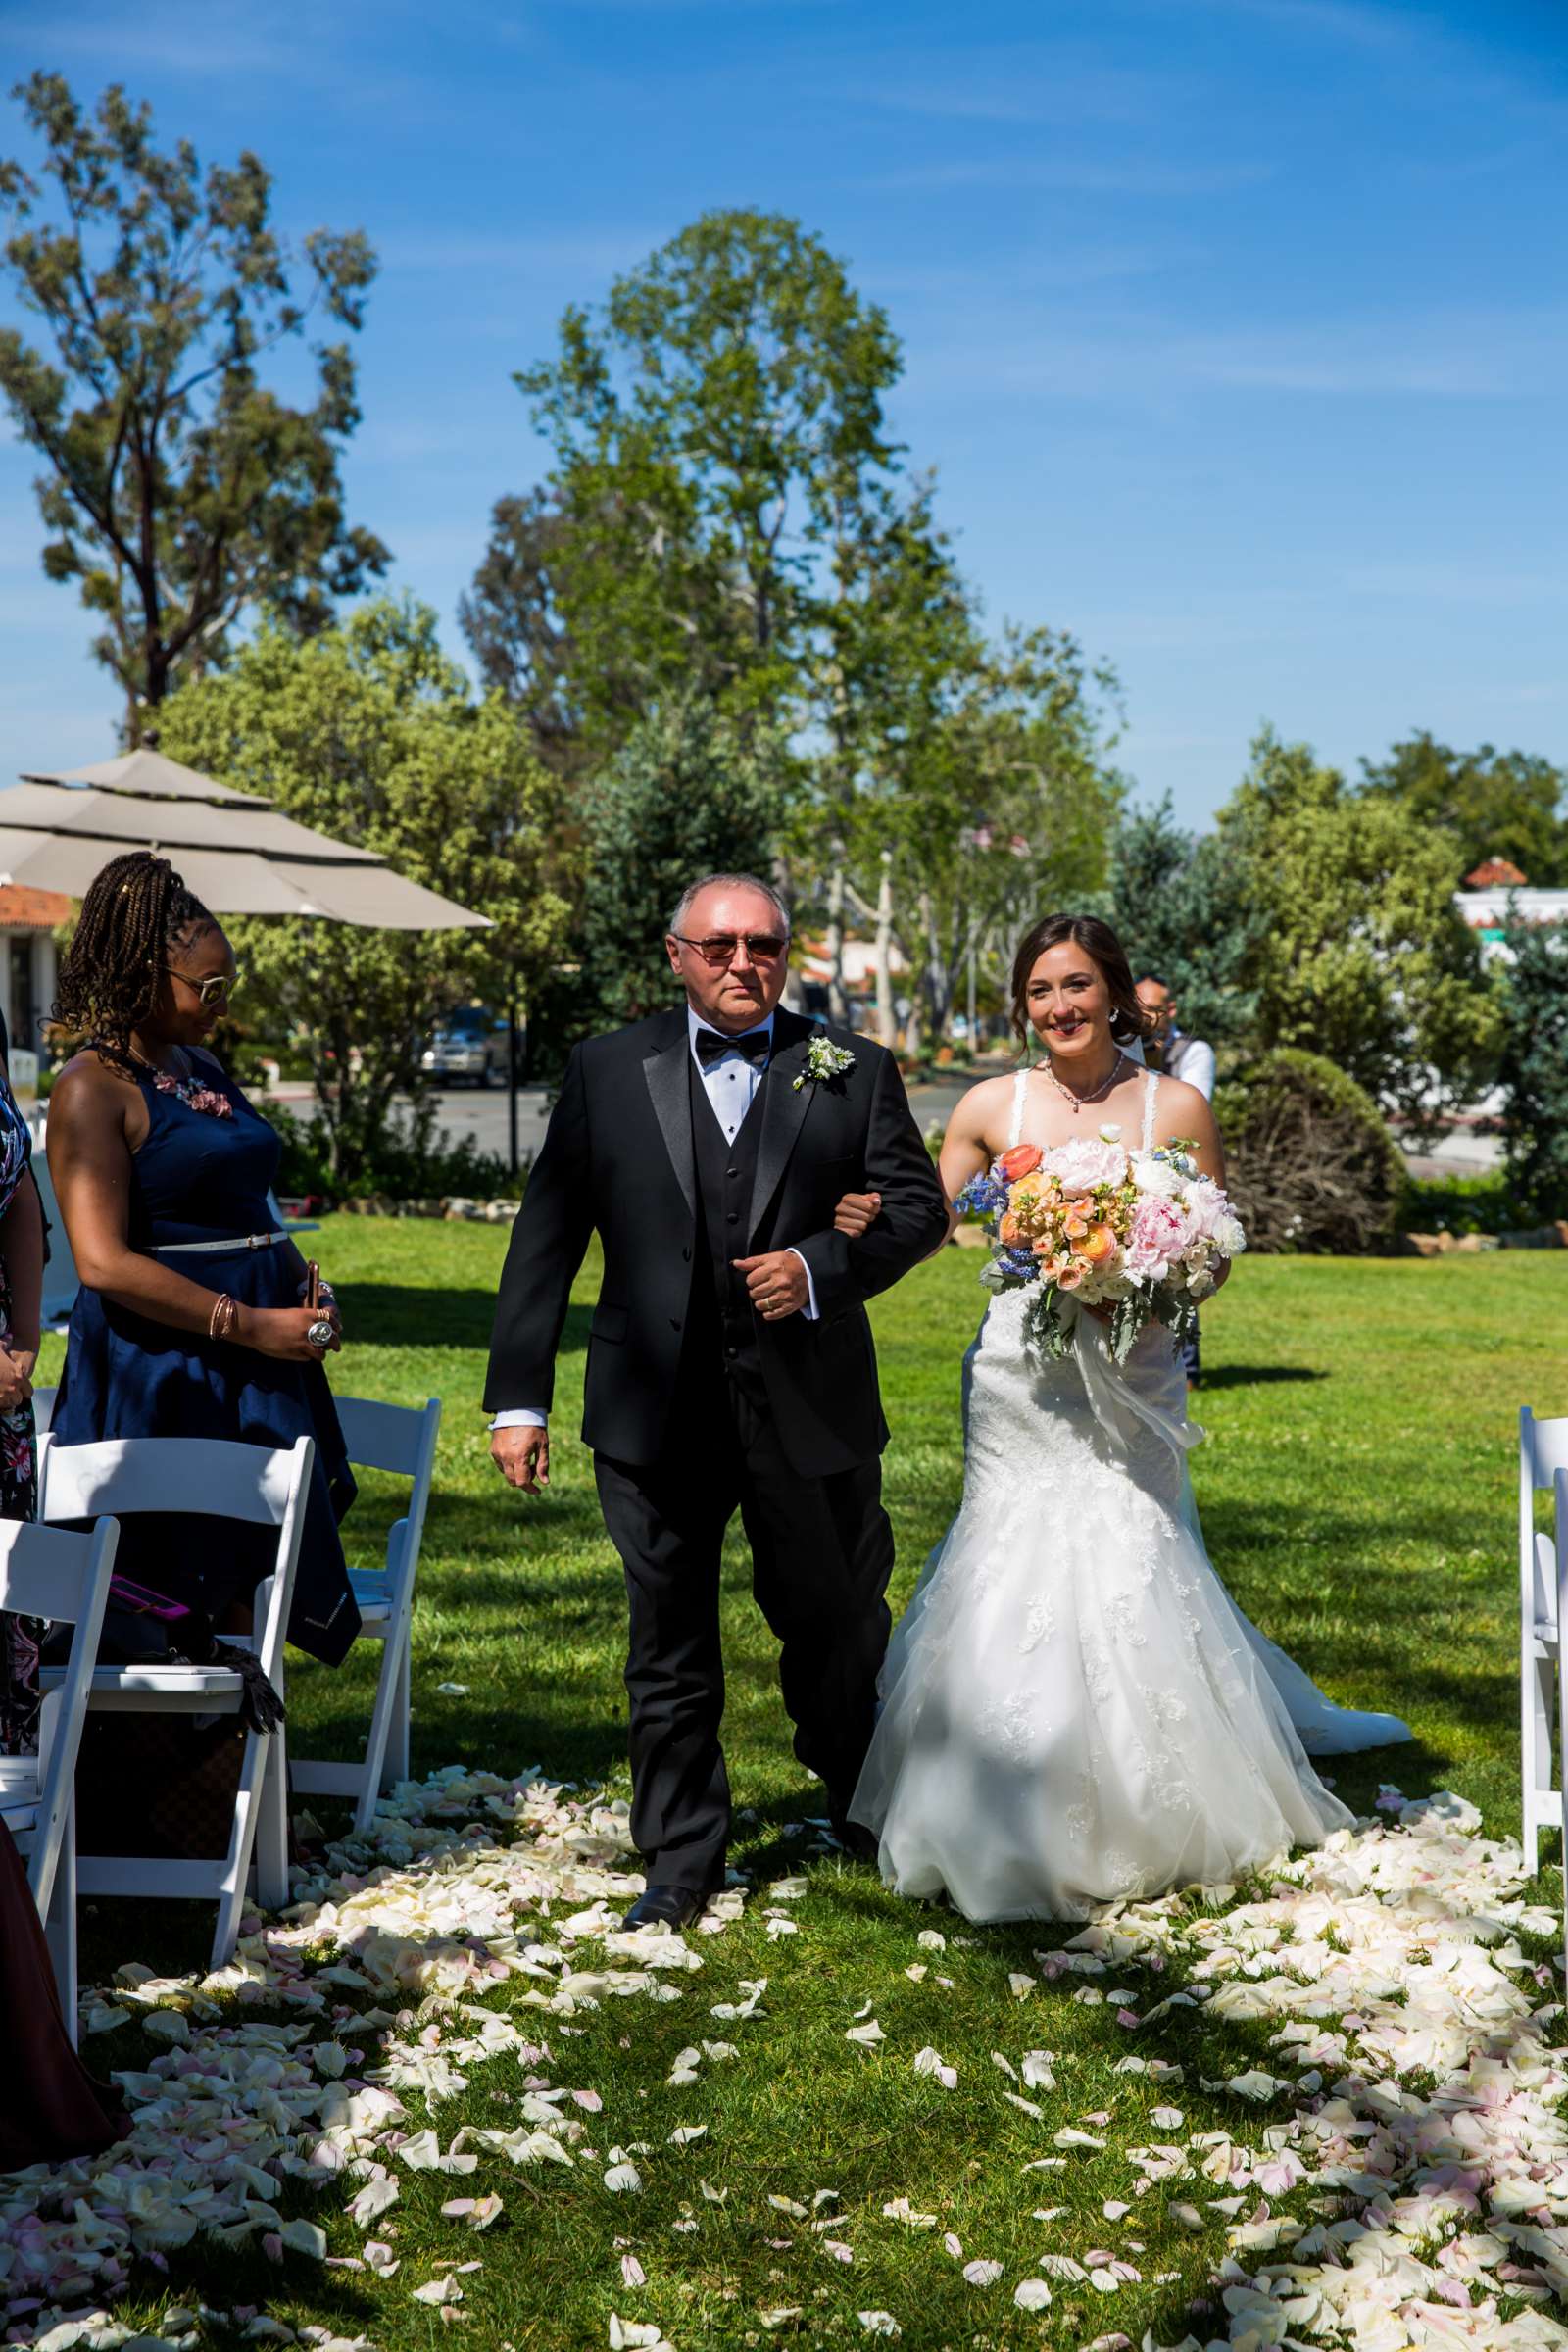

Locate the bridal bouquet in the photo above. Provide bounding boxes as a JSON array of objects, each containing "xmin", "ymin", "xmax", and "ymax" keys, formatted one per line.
[{"xmin": 955, "ymin": 1126, "xmax": 1246, "ymax": 1364}]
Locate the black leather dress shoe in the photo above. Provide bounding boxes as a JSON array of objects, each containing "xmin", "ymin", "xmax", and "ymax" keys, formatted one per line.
[
  {"xmin": 829, "ymin": 1813, "xmax": 880, "ymax": 1864},
  {"xmin": 621, "ymin": 1884, "xmax": 709, "ymax": 1932}
]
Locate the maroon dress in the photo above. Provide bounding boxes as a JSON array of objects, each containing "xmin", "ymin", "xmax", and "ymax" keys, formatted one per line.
[{"xmin": 0, "ymin": 1817, "xmax": 123, "ymax": 2169}]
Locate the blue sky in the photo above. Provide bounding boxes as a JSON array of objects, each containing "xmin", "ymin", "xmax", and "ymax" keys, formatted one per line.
[{"xmin": 0, "ymin": 0, "xmax": 1562, "ymax": 827}]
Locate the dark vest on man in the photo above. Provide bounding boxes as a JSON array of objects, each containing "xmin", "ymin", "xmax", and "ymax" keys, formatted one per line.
[{"xmin": 685, "ymin": 1047, "xmax": 766, "ymax": 1398}]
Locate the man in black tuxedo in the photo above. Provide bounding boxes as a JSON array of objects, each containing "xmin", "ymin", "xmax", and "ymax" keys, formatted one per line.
[{"xmin": 485, "ymin": 872, "xmax": 948, "ymax": 1929}]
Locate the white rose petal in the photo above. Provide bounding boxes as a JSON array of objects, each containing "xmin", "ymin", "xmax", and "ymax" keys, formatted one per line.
[
  {"xmin": 412, "ymin": 2277, "xmax": 463, "ymax": 2306},
  {"xmin": 912, "ymin": 2046, "xmax": 957, "ymax": 2089}
]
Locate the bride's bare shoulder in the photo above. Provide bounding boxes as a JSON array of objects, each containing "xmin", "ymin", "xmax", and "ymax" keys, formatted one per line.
[
  {"xmin": 948, "ymin": 1070, "xmax": 1019, "ymax": 1139},
  {"xmin": 1150, "ymin": 1072, "xmax": 1218, "ymax": 1143},
  {"xmin": 1152, "ymin": 1073, "xmax": 1210, "ymax": 1123}
]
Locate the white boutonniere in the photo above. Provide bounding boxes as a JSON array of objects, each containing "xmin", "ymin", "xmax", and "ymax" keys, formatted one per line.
[{"xmin": 794, "ymin": 1036, "xmax": 857, "ymax": 1092}]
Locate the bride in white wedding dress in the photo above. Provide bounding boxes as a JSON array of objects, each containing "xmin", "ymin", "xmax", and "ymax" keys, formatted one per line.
[{"xmin": 849, "ymin": 913, "xmax": 1409, "ymax": 1924}]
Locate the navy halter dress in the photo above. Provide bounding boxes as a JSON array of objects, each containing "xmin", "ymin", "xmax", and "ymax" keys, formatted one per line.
[{"xmin": 53, "ymin": 1054, "xmax": 361, "ymax": 1665}]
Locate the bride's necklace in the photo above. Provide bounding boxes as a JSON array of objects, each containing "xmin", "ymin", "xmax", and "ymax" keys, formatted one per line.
[{"xmin": 1036, "ymin": 1048, "xmax": 1129, "ymax": 1115}]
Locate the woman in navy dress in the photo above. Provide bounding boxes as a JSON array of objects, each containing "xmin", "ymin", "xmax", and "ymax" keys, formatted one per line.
[
  {"xmin": 0, "ymin": 1001, "xmax": 45, "ymax": 1754},
  {"xmin": 45, "ymin": 852, "xmax": 359, "ymax": 1662}
]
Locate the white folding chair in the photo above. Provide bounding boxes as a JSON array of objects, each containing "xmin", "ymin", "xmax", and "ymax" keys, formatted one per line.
[
  {"xmin": 1520, "ymin": 1407, "xmax": 1568, "ymax": 1858},
  {"xmin": 291, "ymin": 1395, "xmax": 440, "ymax": 1836},
  {"xmin": 35, "ymin": 1432, "xmax": 314, "ymax": 1971},
  {"xmin": 32, "ymin": 1383, "xmax": 56, "ymax": 1432},
  {"xmin": 0, "ymin": 1514, "xmax": 120, "ymax": 2042},
  {"xmin": 1554, "ymin": 1471, "xmax": 1568, "ymax": 1979}
]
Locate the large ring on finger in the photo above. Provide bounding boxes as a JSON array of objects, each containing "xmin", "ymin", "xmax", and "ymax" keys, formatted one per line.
[{"xmin": 307, "ymin": 1318, "xmax": 335, "ymax": 1352}]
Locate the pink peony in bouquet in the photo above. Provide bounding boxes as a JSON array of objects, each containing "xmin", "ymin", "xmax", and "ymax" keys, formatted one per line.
[{"xmin": 956, "ymin": 1125, "xmax": 1246, "ymax": 1364}]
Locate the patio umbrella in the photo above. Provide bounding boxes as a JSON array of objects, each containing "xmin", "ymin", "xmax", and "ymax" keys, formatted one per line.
[{"xmin": 0, "ymin": 751, "xmax": 490, "ymax": 929}]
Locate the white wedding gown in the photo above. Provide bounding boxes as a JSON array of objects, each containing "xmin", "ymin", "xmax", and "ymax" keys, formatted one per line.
[{"xmin": 851, "ymin": 1069, "xmax": 1410, "ymax": 1923}]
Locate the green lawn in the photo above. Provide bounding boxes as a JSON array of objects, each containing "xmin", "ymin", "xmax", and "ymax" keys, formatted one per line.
[{"xmin": 30, "ymin": 1228, "xmax": 1568, "ymax": 2352}]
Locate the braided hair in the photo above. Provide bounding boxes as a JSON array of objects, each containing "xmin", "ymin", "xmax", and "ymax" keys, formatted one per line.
[{"xmin": 53, "ymin": 851, "xmax": 217, "ymax": 1077}]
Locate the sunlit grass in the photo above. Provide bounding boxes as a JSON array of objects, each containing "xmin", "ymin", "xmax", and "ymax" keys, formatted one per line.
[{"xmin": 36, "ymin": 1226, "xmax": 1568, "ymax": 2349}]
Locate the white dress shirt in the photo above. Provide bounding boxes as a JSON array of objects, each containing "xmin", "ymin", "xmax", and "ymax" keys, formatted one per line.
[
  {"xmin": 492, "ymin": 1006, "xmax": 818, "ymax": 1432},
  {"xmin": 1164, "ymin": 1030, "xmax": 1216, "ymax": 1101}
]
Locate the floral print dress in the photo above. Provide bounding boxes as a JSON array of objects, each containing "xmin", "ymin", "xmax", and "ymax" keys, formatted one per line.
[{"xmin": 0, "ymin": 1025, "xmax": 38, "ymax": 1754}]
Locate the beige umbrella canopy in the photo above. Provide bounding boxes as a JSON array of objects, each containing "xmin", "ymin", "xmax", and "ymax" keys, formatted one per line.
[{"xmin": 0, "ymin": 750, "xmax": 491, "ymax": 930}]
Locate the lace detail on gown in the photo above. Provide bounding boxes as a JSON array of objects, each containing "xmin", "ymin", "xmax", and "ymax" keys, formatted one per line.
[{"xmin": 850, "ymin": 1064, "xmax": 1409, "ymax": 1924}]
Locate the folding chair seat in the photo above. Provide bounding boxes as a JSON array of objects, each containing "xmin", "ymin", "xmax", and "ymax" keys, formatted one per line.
[
  {"xmin": 36, "ymin": 1432, "xmax": 313, "ymax": 1971},
  {"xmin": 292, "ymin": 1395, "xmax": 440, "ymax": 1835}
]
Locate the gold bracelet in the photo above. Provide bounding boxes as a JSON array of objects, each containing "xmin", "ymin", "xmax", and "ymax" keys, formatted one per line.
[{"xmin": 209, "ymin": 1292, "xmax": 236, "ymax": 1341}]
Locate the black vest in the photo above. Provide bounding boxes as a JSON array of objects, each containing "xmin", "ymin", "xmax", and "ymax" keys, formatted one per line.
[{"xmin": 686, "ymin": 1047, "xmax": 765, "ymax": 1393}]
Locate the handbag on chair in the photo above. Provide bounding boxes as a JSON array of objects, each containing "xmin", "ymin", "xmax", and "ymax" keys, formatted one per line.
[{"xmin": 40, "ymin": 1575, "xmax": 286, "ymax": 1863}]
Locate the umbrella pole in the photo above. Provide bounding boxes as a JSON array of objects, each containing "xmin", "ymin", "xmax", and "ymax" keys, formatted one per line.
[{"xmin": 507, "ymin": 999, "xmax": 519, "ymax": 1178}]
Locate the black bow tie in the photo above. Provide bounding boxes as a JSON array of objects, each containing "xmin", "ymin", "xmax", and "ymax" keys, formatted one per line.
[{"xmin": 695, "ymin": 1025, "xmax": 771, "ymax": 1068}]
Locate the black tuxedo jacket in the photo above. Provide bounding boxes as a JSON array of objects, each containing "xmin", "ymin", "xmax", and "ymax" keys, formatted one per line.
[{"xmin": 483, "ymin": 1006, "xmax": 949, "ymax": 1477}]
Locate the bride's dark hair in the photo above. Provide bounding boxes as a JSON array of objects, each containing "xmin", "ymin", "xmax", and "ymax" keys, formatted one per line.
[{"xmin": 1009, "ymin": 913, "xmax": 1152, "ymax": 1051}]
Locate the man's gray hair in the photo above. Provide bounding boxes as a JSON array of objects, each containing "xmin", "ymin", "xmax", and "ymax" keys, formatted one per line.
[{"xmin": 667, "ymin": 872, "xmax": 791, "ymax": 937}]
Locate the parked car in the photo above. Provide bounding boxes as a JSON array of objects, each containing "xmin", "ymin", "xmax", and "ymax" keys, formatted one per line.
[{"xmin": 420, "ymin": 1006, "xmax": 513, "ymax": 1088}]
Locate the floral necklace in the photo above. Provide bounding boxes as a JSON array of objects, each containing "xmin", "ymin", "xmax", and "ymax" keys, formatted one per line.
[{"xmin": 127, "ymin": 1048, "xmax": 234, "ymax": 1121}]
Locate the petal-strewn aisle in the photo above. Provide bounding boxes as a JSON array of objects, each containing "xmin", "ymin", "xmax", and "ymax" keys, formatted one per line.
[{"xmin": 6, "ymin": 1771, "xmax": 1568, "ymax": 2351}]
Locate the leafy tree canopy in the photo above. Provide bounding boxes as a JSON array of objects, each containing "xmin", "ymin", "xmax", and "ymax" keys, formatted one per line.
[
  {"xmin": 0, "ymin": 73, "xmax": 387, "ymax": 735},
  {"xmin": 1216, "ymin": 729, "xmax": 1497, "ymax": 1132},
  {"xmin": 471, "ymin": 209, "xmax": 907, "ymax": 759},
  {"xmin": 841, "ymin": 625, "xmax": 1125, "ymax": 1043},
  {"xmin": 1101, "ymin": 797, "xmax": 1262, "ymax": 1051},
  {"xmin": 155, "ymin": 599, "xmax": 569, "ymax": 1183},
  {"xmin": 1359, "ymin": 730, "xmax": 1567, "ymax": 886},
  {"xmin": 567, "ymin": 691, "xmax": 790, "ymax": 1039}
]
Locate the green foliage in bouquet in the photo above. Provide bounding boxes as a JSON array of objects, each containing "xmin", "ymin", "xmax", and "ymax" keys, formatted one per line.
[{"xmin": 1216, "ymin": 1049, "xmax": 1405, "ymax": 1255}]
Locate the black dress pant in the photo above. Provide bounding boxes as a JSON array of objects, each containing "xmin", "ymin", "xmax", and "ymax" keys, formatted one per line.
[{"xmin": 594, "ymin": 1368, "xmax": 894, "ymax": 1891}]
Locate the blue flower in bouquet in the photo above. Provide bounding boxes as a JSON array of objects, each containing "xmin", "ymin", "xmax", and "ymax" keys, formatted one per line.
[{"xmin": 956, "ymin": 1169, "xmax": 1010, "ymax": 1219}]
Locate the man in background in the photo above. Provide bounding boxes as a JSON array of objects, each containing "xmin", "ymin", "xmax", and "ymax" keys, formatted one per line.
[
  {"xmin": 1136, "ymin": 974, "xmax": 1215, "ymax": 1386},
  {"xmin": 1136, "ymin": 974, "xmax": 1215, "ymax": 1102}
]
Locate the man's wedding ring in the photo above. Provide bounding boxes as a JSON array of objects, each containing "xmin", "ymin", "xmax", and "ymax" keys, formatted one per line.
[{"xmin": 307, "ymin": 1317, "xmax": 335, "ymax": 1352}]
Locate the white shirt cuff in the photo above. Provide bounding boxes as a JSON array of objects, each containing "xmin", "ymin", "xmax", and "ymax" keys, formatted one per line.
[{"xmin": 787, "ymin": 1248, "xmax": 820, "ymax": 1321}]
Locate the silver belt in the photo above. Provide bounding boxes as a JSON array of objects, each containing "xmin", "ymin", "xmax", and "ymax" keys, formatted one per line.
[{"xmin": 152, "ymin": 1231, "xmax": 288, "ymax": 1257}]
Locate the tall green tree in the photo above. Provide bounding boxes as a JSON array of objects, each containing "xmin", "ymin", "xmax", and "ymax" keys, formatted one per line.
[
  {"xmin": 457, "ymin": 487, "xmax": 585, "ymax": 776},
  {"xmin": 155, "ymin": 600, "xmax": 569, "ymax": 1184},
  {"xmin": 1493, "ymin": 917, "xmax": 1568, "ymax": 1220},
  {"xmin": 1102, "ymin": 797, "xmax": 1261, "ymax": 1049},
  {"xmin": 566, "ymin": 691, "xmax": 789, "ymax": 1038},
  {"xmin": 1216, "ymin": 730, "xmax": 1497, "ymax": 1130},
  {"xmin": 1359, "ymin": 731, "xmax": 1567, "ymax": 885},
  {"xmin": 842, "ymin": 626, "xmax": 1125, "ymax": 1055},
  {"xmin": 0, "ymin": 74, "xmax": 387, "ymax": 736},
  {"xmin": 469, "ymin": 209, "xmax": 907, "ymax": 760}
]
